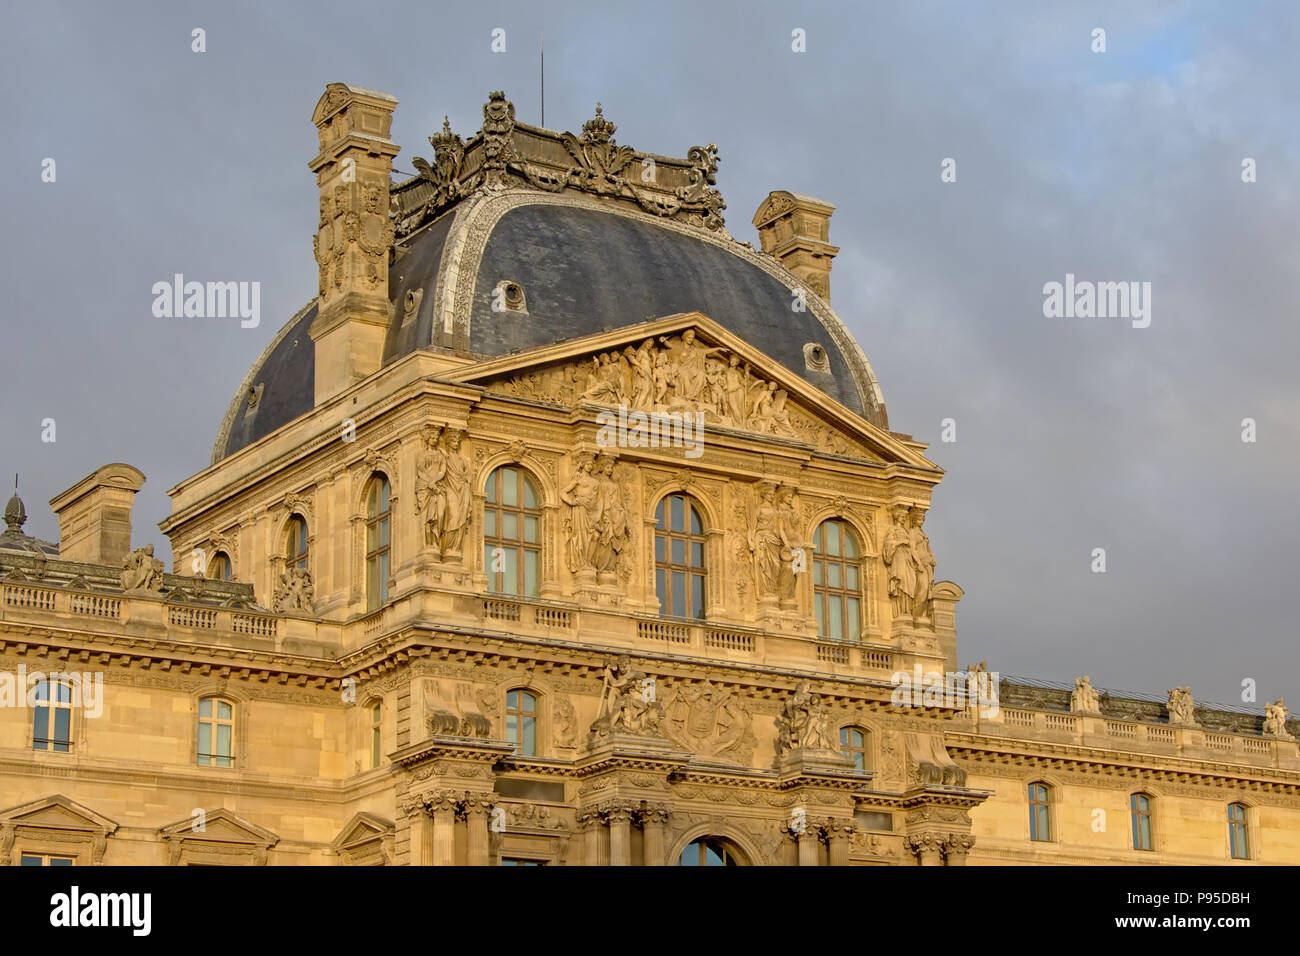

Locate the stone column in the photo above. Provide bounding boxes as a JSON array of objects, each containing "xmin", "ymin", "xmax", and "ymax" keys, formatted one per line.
[
  {"xmin": 607, "ymin": 805, "xmax": 633, "ymax": 867},
  {"xmin": 825, "ymin": 820, "xmax": 854, "ymax": 867},
  {"xmin": 401, "ymin": 796, "xmax": 432, "ymax": 866},
  {"xmin": 464, "ymin": 796, "xmax": 493, "ymax": 867},
  {"xmin": 641, "ymin": 805, "xmax": 669, "ymax": 866},
  {"xmin": 429, "ymin": 791, "xmax": 459, "ymax": 867},
  {"xmin": 579, "ymin": 809, "xmax": 607, "ymax": 866},
  {"xmin": 944, "ymin": 834, "xmax": 975, "ymax": 866},
  {"xmin": 797, "ymin": 827, "xmax": 820, "ymax": 866},
  {"xmin": 906, "ymin": 832, "xmax": 945, "ymax": 866}
]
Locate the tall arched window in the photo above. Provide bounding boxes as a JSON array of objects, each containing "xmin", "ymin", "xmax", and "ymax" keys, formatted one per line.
[
  {"xmin": 813, "ymin": 519, "xmax": 862, "ymax": 641},
  {"xmin": 1227, "ymin": 803, "xmax": 1249, "ymax": 859},
  {"xmin": 365, "ymin": 475, "xmax": 391, "ymax": 611},
  {"xmin": 369, "ymin": 700, "xmax": 383, "ymax": 770},
  {"xmin": 197, "ymin": 697, "xmax": 235, "ymax": 768},
  {"xmin": 654, "ymin": 494, "xmax": 707, "ymax": 620},
  {"xmin": 506, "ymin": 689, "xmax": 538, "ymax": 756},
  {"xmin": 484, "ymin": 467, "xmax": 541, "ymax": 597},
  {"xmin": 207, "ymin": 552, "xmax": 232, "ymax": 581},
  {"xmin": 677, "ymin": 838, "xmax": 743, "ymax": 866},
  {"xmin": 32, "ymin": 679, "xmax": 73, "ymax": 753},
  {"xmin": 1028, "ymin": 782, "xmax": 1052, "ymax": 842},
  {"xmin": 1130, "ymin": 793, "xmax": 1154, "ymax": 851},
  {"xmin": 285, "ymin": 514, "xmax": 309, "ymax": 571},
  {"xmin": 839, "ymin": 726, "xmax": 870, "ymax": 772}
]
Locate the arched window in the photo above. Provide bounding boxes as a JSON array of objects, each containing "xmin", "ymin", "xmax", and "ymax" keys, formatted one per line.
[
  {"xmin": 506, "ymin": 689, "xmax": 538, "ymax": 757},
  {"xmin": 813, "ymin": 519, "xmax": 862, "ymax": 641},
  {"xmin": 839, "ymin": 726, "xmax": 870, "ymax": 772},
  {"xmin": 1028, "ymin": 782, "xmax": 1052, "ymax": 842},
  {"xmin": 197, "ymin": 697, "xmax": 235, "ymax": 768},
  {"xmin": 654, "ymin": 494, "xmax": 707, "ymax": 620},
  {"xmin": 1130, "ymin": 793, "xmax": 1154, "ymax": 851},
  {"xmin": 365, "ymin": 475, "xmax": 391, "ymax": 611},
  {"xmin": 677, "ymin": 838, "xmax": 743, "ymax": 866},
  {"xmin": 369, "ymin": 700, "xmax": 383, "ymax": 770},
  {"xmin": 484, "ymin": 467, "xmax": 541, "ymax": 597},
  {"xmin": 32, "ymin": 679, "xmax": 73, "ymax": 753},
  {"xmin": 1227, "ymin": 803, "xmax": 1249, "ymax": 859},
  {"xmin": 207, "ymin": 552, "xmax": 232, "ymax": 581},
  {"xmin": 285, "ymin": 514, "xmax": 309, "ymax": 571}
]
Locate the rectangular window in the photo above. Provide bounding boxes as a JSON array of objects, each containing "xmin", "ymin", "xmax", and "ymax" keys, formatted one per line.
[{"xmin": 20, "ymin": 854, "xmax": 74, "ymax": 866}]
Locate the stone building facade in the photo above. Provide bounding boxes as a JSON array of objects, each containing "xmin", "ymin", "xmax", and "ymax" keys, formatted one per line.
[{"xmin": 1, "ymin": 85, "xmax": 1296, "ymax": 866}]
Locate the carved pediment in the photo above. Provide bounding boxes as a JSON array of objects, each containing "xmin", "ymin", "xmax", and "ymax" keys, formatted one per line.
[
  {"xmin": 455, "ymin": 313, "xmax": 931, "ymax": 467},
  {"xmin": 332, "ymin": 812, "xmax": 394, "ymax": 852},
  {"xmin": 0, "ymin": 794, "xmax": 118, "ymax": 835},
  {"xmin": 158, "ymin": 808, "xmax": 279, "ymax": 848}
]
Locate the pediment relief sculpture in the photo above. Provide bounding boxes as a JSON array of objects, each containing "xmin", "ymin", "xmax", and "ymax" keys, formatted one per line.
[
  {"xmin": 659, "ymin": 681, "xmax": 757, "ymax": 764},
  {"xmin": 590, "ymin": 654, "xmax": 663, "ymax": 738},
  {"xmin": 774, "ymin": 681, "xmax": 836, "ymax": 758},
  {"xmin": 423, "ymin": 679, "xmax": 492, "ymax": 739},
  {"xmin": 481, "ymin": 328, "xmax": 876, "ymax": 459}
]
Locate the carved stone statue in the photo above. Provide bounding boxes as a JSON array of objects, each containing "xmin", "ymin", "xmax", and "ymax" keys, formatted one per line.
[
  {"xmin": 1264, "ymin": 699, "xmax": 1294, "ymax": 740},
  {"xmin": 775, "ymin": 484, "xmax": 804, "ymax": 609},
  {"xmin": 273, "ymin": 567, "xmax": 314, "ymax": 614},
  {"xmin": 1070, "ymin": 675, "xmax": 1102, "ymax": 715},
  {"xmin": 660, "ymin": 681, "xmax": 755, "ymax": 763},
  {"xmin": 722, "ymin": 354, "xmax": 750, "ymax": 425},
  {"xmin": 1166, "ymin": 686, "xmax": 1197, "ymax": 726},
  {"xmin": 430, "ymin": 428, "xmax": 471, "ymax": 559},
  {"xmin": 748, "ymin": 481, "xmax": 783, "ymax": 607},
  {"xmin": 908, "ymin": 507, "xmax": 936, "ymax": 625},
  {"xmin": 592, "ymin": 654, "xmax": 662, "ymax": 737},
  {"xmin": 774, "ymin": 681, "xmax": 834, "ymax": 757},
  {"xmin": 624, "ymin": 339, "xmax": 655, "ymax": 410},
  {"xmin": 121, "ymin": 544, "xmax": 164, "ymax": 593},
  {"xmin": 560, "ymin": 452, "xmax": 600, "ymax": 575},
  {"xmin": 589, "ymin": 452, "xmax": 629, "ymax": 581},
  {"xmin": 882, "ymin": 504, "xmax": 916, "ymax": 621},
  {"xmin": 414, "ymin": 424, "xmax": 445, "ymax": 549}
]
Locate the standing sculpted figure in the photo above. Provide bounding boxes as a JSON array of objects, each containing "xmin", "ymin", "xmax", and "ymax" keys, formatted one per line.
[
  {"xmin": 662, "ymin": 329, "xmax": 724, "ymax": 405},
  {"xmin": 560, "ymin": 452, "xmax": 600, "ymax": 573},
  {"xmin": 722, "ymin": 354, "xmax": 750, "ymax": 426},
  {"xmin": 775, "ymin": 483, "xmax": 804, "ymax": 607},
  {"xmin": 908, "ymin": 507, "xmax": 936, "ymax": 624},
  {"xmin": 414, "ymin": 425, "xmax": 445, "ymax": 549},
  {"xmin": 594, "ymin": 654, "xmax": 660, "ymax": 736},
  {"xmin": 1264, "ymin": 699, "xmax": 1294, "ymax": 739},
  {"xmin": 1070, "ymin": 675, "xmax": 1102, "ymax": 714},
  {"xmin": 882, "ymin": 504, "xmax": 917, "ymax": 619},
  {"xmin": 590, "ymin": 452, "xmax": 629, "ymax": 578},
  {"xmin": 432, "ymin": 429, "xmax": 472, "ymax": 559},
  {"xmin": 775, "ymin": 681, "xmax": 833, "ymax": 756},
  {"xmin": 624, "ymin": 339, "xmax": 656, "ymax": 410},
  {"xmin": 1166, "ymin": 687, "xmax": 1197, "ymax": 726},
  {"xmin": 748, "ymin": 482, "xmax": 783, "ymax": 604}
]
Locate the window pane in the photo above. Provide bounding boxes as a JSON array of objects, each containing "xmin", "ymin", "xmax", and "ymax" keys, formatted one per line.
[
  {"xmin": 655, "ymin": 569, "xmax": 666, "ymax": 614},
  {"xmin": 691, "ymin": 574, "xmax": 704, "ymax": 618},
  {"xmin": 524, "ymin": 550, "xmax": 539, "ymax": 596},
  {"xmin": 502, "ymin": 512, "xmax": 518, "ymax": 541},
  {"xmin": 33, "ymin": 707, "xmax": 48, "ymax": 750},
  {"xmin": 19, "ymin": 856, "xmax": 42, "ymax": 866},
  {"xmin": 846, "ymin": 565, "xmax": 859, "ymax": 590},
  {"xmin": 654, "ymin": 535, "xmax": 664, "ymax": 563},
  {"xmin": 655, "ymin": 500, "xmax": 665, "ymax": 528},
  {"xmin": 218, "ymin": 701, "xmax": 232, "ymax": 719},
  {"xmin": 216, "ymin": 723, "xmax": 232, "ymax": 756},
  {"xmin": 502, "ymin": 470, "xmax": 518, "ymax": 507},
  {"xmin": 507, "ymin": 690, "xmax": 518, "ymax": 710},
  {"xmin": 379, "ymin": 517, "xmax": 389, "ymax": 547},
  {"xmin": 826, "ymin": 522, "xmax": 840, "ymax": 555},
  {"xmin": 522, "ymin": 716, "xmax": 536, "ymax": 755},
  {"xmin": 827, "ymin": 563, "xmax": 841, "ymax": 588},
  {"xmin": 54, "ymin": 708, "xmax": 71, "ymax": 746},
  {"xmin": 670, "ymin": 495, "xmax": 683, "ymax": 531},
  {"xmin": 828, "ymin": 599, "xmax": 842, "ymax": 639},
  {"xmin": 524, "ymin": 515, "xmax": 538, "ymax": 543},
  {"xmin": 523, "ymin": 479, "xmax": 537, "ymax": 509},
  {"xmin": 690, "ymin": 541, "xmax": 704, "ymax": 567},
  {"xmin": 847, "ymin": 598, "xmax": 860, "ymax": 640},
  {"xmin": 671, "ymin": 538, "xmax": 684, "ymax": 565},
  {"xmin": 198, "ymin": 723, "xmax": 211, "ymax": 762},
  {"xmin": 199, "ymin": 698, "xmax": 211, "ymax": 718},
  {"xmin": 672, "ymin": 573, "xmax": 685, "ymax": 617},
  {"xmin": 485, "ymin": 476, "xmax": 497, "ymax": 503},
  {"xmin": 504, "ymin": 548, "xmax": 519, "ymax": 594},
  {"xmin": 814, "ymin": 603, "xmax": 825, "ymax": 636},
  {"xmin": 484, "ymin": 510, "xmax": 496, "ymax": 537},
  {"xmin": 844, "ymin": 532, "xmax": 858, "ymax": 558},
  {"xmin": 379, "ymin": 481, "xmax": 389, "ymax": 512},
  {"xmin": 689, "ymin": 506, "xmax": 701, "ymax": 535},
  {"xmin": 49, "ymin": 857, "xmax": 74, "ymax": 866},
  {"xmin": 56, "ymin": 682, "xmax": 72, "ymax": 704}
]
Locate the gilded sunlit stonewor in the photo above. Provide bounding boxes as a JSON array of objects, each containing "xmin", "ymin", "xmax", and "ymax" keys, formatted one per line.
[{"xmin": 1, "ymin": 87, "xmax": 1294, "ymax": 866}]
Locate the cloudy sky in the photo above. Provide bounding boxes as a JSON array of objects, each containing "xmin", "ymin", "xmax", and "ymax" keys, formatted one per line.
[{"xmin": 2, "ymin": 1, "xmax": 1296, "ymax": 707}]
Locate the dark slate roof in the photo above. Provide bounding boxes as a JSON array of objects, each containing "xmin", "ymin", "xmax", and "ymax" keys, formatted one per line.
[
  {"xmin": 219, "ymin": 303, "xmax": 317, "ymax": 460},
  {"xmin": 217, "ymin": 198, "xmax": 869, "ymax": 460},
  {"xmin": 468, "ymin": 204, "xmax": 863, "ymax": 415}
]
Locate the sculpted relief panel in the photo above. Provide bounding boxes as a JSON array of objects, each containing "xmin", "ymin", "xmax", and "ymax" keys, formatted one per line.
[{"xmin": 483, "ymin": 329, "xmax": 876, "ymax": 459}]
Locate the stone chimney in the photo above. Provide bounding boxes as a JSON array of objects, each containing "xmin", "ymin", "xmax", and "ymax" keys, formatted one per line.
[
  {"xmin": 752, "ymin": 191, "xmax": 839, "ymax": 302},
  {"xmin": 308, "ymin": 83, "xmax": 400, "ymax": 405},
  {"xmin": 49, "ymin": 463, "xmax": 146, "ymax": 566}
]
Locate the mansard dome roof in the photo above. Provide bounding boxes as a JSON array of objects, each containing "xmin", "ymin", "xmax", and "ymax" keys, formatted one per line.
[{"xmin": 213, "ymin": 95, "xmax": 887, "ymax": 463}]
